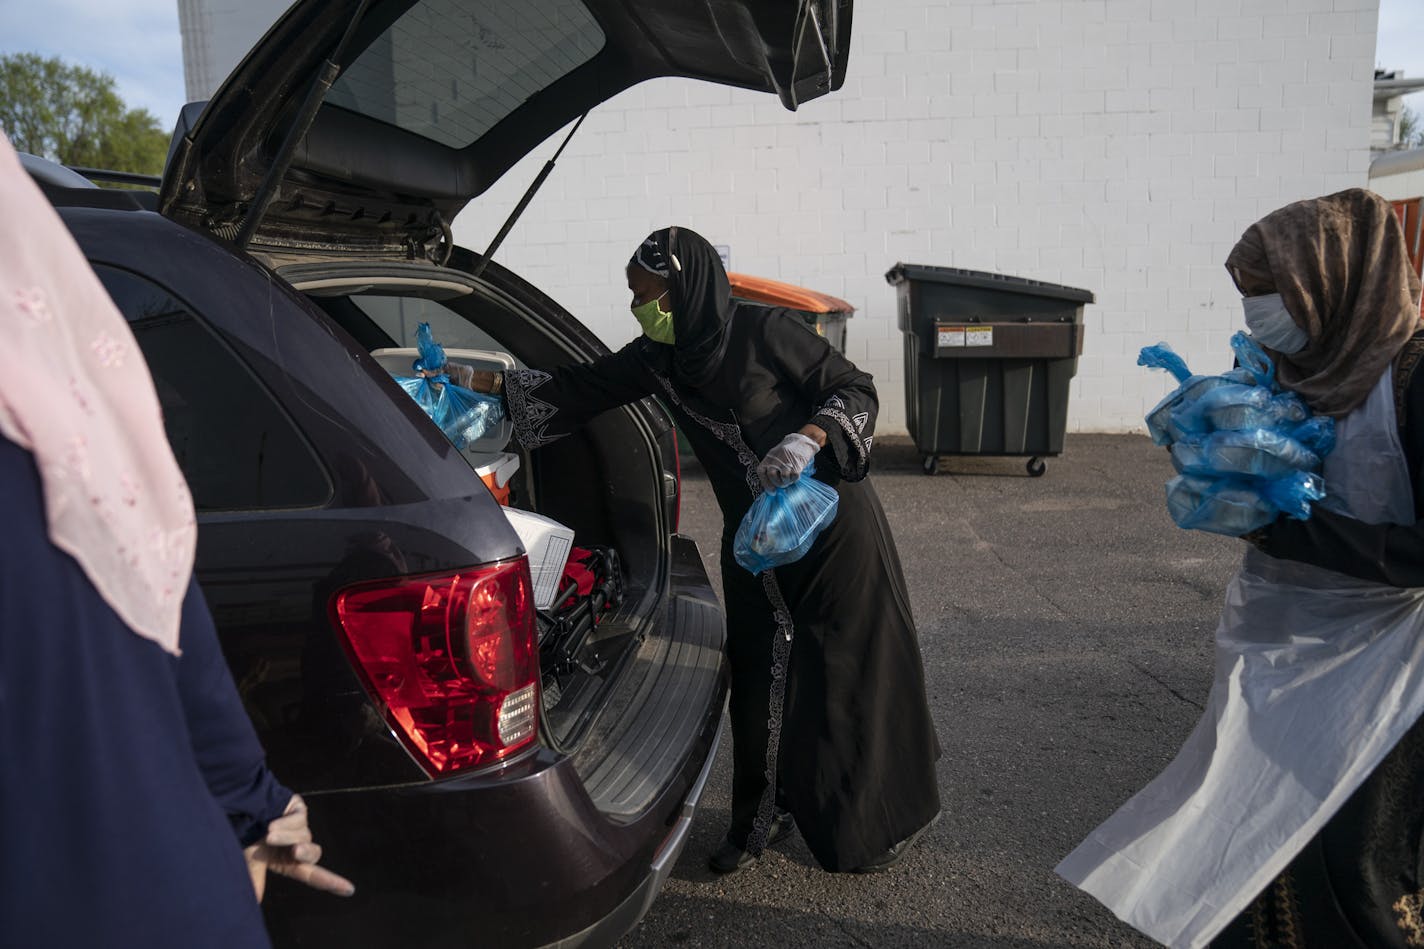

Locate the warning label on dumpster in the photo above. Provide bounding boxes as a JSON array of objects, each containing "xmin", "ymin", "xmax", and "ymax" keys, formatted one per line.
[
  {"xmin": 937, "ymin": 326, "xmax": 966, "ymax": 347},
  {"xmin": 937, "ymin": 326, "xmax": 994, "ymax": 348}
]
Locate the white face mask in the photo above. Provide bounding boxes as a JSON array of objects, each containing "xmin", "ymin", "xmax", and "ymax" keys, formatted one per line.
[{"xmin": 1243, "ymin": 293, "xmax": 1309, "ymax": 354}]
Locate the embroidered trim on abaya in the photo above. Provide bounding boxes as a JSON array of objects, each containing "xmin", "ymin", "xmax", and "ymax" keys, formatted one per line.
[
  {"xmin": 503, "ymin": 369, "xmax": 563, "ymax": 449},
  {"xmin": 651, "ymin": 370, "xmax": 794, "ymax": 856},
  {"xmin": 815, "ymin": 404, "xmax": 871, "ymax": 478}
]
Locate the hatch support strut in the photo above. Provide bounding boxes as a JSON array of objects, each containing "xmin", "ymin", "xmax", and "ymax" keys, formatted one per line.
[
  {"xmin": 470, "ymin": 112, "xmax": 589, "ymax": 279},
  {"xmin": 233, "ymin": 0, "xmax": 374, "ymax": 250}
]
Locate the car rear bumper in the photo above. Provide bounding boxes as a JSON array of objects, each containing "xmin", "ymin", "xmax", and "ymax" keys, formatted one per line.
[
  {"xmin": 263, "ymin": 708, "xmax": 723, "ymax": 948},
  {"xmin": 542, "ymin": 714, "xmax": 725, "ymax": 949}
]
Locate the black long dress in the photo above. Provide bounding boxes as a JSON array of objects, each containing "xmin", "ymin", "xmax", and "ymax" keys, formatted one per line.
[{"xmin": 502, "ymin": 227, "xmax": 941, "ymax": 871}]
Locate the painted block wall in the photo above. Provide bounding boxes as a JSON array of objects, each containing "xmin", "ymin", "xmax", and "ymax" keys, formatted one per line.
[
  {"xmin": 176, "ymin": 0, "xmax": 1383, "ymax": 434},
  {"xmin": 453, "ymin": 0, "xmax": 1381, "ymax": 434}
]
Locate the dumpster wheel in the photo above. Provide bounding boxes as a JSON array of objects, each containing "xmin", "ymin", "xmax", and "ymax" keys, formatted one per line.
[
  {"xmin": 1026, "ymin": 457, "xmax": 1047, "ymax": 478},
  {"xmin": 922, "ymin": 454, "xmax": 939, "ymax": 476}
]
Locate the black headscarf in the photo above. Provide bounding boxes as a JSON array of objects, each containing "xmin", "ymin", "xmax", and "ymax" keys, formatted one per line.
[{"xmin": 631, "ymin": 226, "xmax": 733, "ymax": 388}]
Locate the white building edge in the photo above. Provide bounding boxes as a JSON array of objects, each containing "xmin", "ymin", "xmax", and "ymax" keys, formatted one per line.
[
  {"xmin": 179, "ymin": 0, "xmax": 1412, "ymax": 436},
  {"xmin": 1369, "ymin": 73, "xmax": 1424, "ymax": 202}
]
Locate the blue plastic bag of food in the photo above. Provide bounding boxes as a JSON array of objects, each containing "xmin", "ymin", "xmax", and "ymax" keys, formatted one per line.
[
  {"xmin": 1229, "ymin": 330, "xmax": 1276, "ymax": 390},
  {"xmin": 1145, "ymin": 376, "xmax": 1234, "ymax": 444},
  {"xmin": 394, "ymin": 323, "xmax": 450, "ymax": 415},
  {"xmin": 395, "ymin": 323, "xmax": 506, "ymax": 450},
  {"xmin": 1286, "ymin": 416, "xmax": 1336, "ymax": 457},
  {"xmin": 432, "ymin": 383, "xmax": 505, "ymax": 451},
  {"xmin": 1171, "ymin": 429, "xmax": 1321, "ymax": 481},
  {"xmin": 1169, "ymin": 385, "xmax": 1311, "ymax": 436},
  {"xmin": 1158, "ymin": 333, "xmax": 1306, "ymax": 438},
  {"xmin": 396, "ymin": 373, "xmax": 441, "ymax": 417},
  {"xmin": 1139, "ymin": 344, "xmax": 1260, "ymax": 445},
  {"xmin": 1168, "ymin": 383, "xmax": 1268, "ymax": 437},
  {"xmin": 733, "ymin": 462, "xmax": 840, "ymax": 575},
  {"xmin": 1141, "ymin": 336, "xmax": 1337, "ymax": 536},
  {"xmin": 1165, "ymin": 471, "xmax": 1326, "ymax": 537},
  {"xmin": 1137, "ymin": 343, "xmax": 1193, "ymax": 384},
  {"xmin": 412, "ymin": 322, "xmax": 447, "ymax": 374}
]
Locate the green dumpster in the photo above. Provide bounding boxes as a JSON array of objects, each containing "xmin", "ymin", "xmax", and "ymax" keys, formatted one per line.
[{"xmin": 885, "ymin": 264, "xmax": 1094, "ymax": 477}]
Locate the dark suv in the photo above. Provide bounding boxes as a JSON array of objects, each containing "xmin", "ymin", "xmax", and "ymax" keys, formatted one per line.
[{"xmin": 24, "ymin": 1, "xmax": 851, "ymax": 945}]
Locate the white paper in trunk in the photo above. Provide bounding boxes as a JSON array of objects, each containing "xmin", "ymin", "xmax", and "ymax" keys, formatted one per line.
[{"xmin": 502, "ymin": 507, "xmax": 574, "ymax": 610}]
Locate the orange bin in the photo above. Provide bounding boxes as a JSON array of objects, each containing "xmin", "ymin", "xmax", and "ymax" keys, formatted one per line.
[
  {"xmin": 475, "ymin": 452, "xmax": 520, "ymax": 506},
  {"xmin": 726, "ymin": 272, "xmax": 855, "ymax": 353}
]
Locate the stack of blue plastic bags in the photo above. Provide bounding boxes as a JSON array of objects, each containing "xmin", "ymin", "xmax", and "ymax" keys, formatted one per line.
[
  {"xmin": 1140, "ymin": 332, "xmax": 1334, "ymax": 537},
  {"xmin": 395, "ymin": 323, "xmax": 506, "ymax": 451}
]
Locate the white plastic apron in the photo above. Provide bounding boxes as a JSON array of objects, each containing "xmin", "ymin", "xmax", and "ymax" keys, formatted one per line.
[{"xmin": 1057, "ymin": 368, "xmax": 1424, "ymax": 949}]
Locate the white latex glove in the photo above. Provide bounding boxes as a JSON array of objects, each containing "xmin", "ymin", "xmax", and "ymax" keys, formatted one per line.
[
  {"xmin": 244, "ymin": 794, "xmax": 355, "ymax": 902},
  {"xmin": 757, "ymin": 432, "xmax": 821, "ymax": 491}
]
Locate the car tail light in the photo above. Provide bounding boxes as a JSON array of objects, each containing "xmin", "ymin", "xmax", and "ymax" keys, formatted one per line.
[{"xmin": 330, "ymin": 559, "xmax": 540, "ymax": 775}]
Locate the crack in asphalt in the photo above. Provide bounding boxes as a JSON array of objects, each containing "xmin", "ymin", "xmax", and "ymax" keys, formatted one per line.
[
  {"xmin": 1123, "ymin": 657, "xmax": 1206, "ymax": 712},
  {"xmin": 955, "ymin": 498, "xmax": 1208, "ymax": 715}
]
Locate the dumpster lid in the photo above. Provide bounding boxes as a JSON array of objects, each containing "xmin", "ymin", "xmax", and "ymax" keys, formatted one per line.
[
  {"xmin": 728, "ymin": 272, "xmax": 855, "ymax": 315},
  {"xmin": 884, "ymin": 264, "xmax": 1095, "ymax": 304}
]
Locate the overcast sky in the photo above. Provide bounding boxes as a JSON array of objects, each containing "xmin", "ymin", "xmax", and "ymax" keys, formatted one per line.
[{"xmin": 2, "ymin": 0, "xmax": 1422, "ymax": 135}]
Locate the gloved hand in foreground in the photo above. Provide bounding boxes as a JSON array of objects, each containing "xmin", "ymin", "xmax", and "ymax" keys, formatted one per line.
[
  {"xmin": 244, "ymin": 794, "xmax": 355, "ymax": 901},
  {"xmin": 757, "ymin": 432, "xmax": 821, "ymax": 491}
]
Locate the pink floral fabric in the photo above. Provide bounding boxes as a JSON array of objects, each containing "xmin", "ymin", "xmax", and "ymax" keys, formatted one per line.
[{"xmin": 0, "ymin": 134, "xmax": 196, "ymax": 654}]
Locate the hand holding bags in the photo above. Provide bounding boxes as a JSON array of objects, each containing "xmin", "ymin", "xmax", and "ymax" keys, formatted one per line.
[{"xmin": 733, "ymin": 462, "xmax": 839, "ymax": 575}]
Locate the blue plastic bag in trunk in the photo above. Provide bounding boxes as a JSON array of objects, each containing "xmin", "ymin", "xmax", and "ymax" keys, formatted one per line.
[{"xmin": 395, "ymin": 323, "xmax": 506, "ymax": 450}]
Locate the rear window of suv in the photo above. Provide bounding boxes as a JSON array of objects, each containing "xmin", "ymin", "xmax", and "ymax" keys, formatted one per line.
[
  {"xmin": 96, "ymin": 266, "xmax": 332, "ymax": 512},
  {"xmin": 326, "ymin": 0, "xmax": 606, "ymax": 149},
  {"xmin": 348, "ymin": 293, "xmax": 519, "ymax": 357}
]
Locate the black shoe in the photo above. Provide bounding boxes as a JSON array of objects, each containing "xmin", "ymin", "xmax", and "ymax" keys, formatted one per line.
[
  {"xmin": 707, "ymin": 811, "xmax": 796, "ymax": 874},
  {"xmin": 850, "ymin": 811, "xmax": 941, "ymax": 874}
]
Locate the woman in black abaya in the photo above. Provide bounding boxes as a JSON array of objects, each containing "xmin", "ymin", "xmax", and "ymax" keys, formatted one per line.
[{"xmin": 459, "ymin": 226, "xmax": 941, "ymax": 874}]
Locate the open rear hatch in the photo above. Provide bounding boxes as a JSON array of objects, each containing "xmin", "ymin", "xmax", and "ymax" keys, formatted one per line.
[{"xmin": 159, "ymin": 0, "xmax": 851, "ymax": 262}]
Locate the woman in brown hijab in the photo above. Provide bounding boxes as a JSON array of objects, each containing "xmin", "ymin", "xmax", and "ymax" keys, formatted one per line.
[
  {"xmin": 1059, "ymin": 190, "xmax": 1424, "ymax": 949},
  {"xmin": 1216, "ymin": 195, "xmax": 1424, "ymax": 946}
]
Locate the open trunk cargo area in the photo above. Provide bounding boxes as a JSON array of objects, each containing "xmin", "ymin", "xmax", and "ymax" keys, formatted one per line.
[{"xmin": 298, "ymin": 257, "xmax": 724, "ymax": 817}]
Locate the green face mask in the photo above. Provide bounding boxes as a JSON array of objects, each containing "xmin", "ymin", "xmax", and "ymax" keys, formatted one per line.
[{"xmin": 631, "ymin": 292, "xmax": 676, "ymax": 344}]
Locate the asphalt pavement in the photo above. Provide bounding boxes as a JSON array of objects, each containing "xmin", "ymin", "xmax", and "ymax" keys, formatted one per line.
[{"xmin": 618, "ymin": 433, "xmax": 1244, "ymax": 949}]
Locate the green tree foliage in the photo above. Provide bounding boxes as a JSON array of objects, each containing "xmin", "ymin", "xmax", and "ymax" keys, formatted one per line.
[{"xmin": 0, "ymin": 53, "xmax": 167, "ymax": 174}]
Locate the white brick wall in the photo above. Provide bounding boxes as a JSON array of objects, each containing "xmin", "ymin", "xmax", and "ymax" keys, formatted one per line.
[
  {"xmin": 453, "ymin": 0, "xmax": 1380, "ymax": 434},
  {"xmin": 177, "ymin": 0, "xmax": 1381, "ymax": 433}
]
